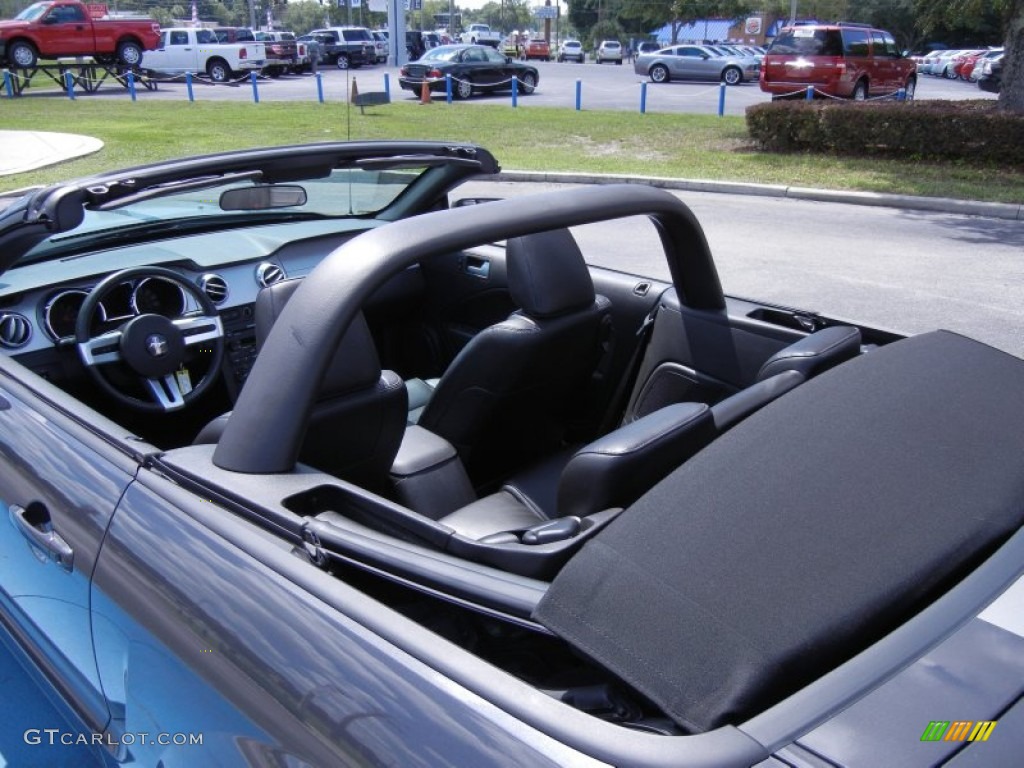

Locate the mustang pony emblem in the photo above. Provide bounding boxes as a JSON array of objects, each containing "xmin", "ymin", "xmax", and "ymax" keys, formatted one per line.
[{"xmin": 145, "ymin": 333, "xmax": 169, "ymax": 357}]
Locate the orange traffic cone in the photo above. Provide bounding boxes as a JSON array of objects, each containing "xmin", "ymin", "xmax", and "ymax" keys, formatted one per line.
[{"xmin": 420, "ymin": 78, "xmax": 432, "ymax": 105}]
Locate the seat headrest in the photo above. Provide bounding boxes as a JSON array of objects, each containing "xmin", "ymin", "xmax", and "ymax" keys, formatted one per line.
[
  {"xmin": 756, "ymin": 325, "xmax": 862, "ymax": 383},
  {"xmin": 507, "ymin": 229, "xmax": 596, "ymax": 318},
  {"xmin": 255, "ymin": 278, "xmax": 381, "ymax": 397}
]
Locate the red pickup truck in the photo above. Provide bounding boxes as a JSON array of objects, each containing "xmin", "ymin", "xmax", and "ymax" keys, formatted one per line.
[{"xmin": 0, "ymin": 1, "xmax": 160, "ymax": 69}]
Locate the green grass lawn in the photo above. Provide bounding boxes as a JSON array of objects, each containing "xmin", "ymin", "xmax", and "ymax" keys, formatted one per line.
[{"xmin": 2, "ymin": 100, "xmax": 1022, "ymax": 203}]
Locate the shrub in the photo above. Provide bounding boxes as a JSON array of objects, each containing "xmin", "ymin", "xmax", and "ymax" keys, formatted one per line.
[{"xmin": 745, "ymin": 100, "xmax": 1024, "ymax": 166}]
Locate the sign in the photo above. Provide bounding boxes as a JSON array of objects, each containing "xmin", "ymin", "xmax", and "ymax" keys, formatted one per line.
[
  {"xmin": 744, "ymin": 16, "xmax": 762, "ymax": 35},
  {"xmin": 534, "ymin": 5, "xmax": 558, "ymax": 18}
]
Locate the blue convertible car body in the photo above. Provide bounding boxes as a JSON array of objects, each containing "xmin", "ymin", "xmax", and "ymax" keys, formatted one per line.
[{"xmin": 0, "ymin": 142, "xmax": 1022, "ymax": 766}]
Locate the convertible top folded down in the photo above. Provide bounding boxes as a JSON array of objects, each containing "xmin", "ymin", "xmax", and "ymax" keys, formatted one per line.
[{"xmin": 535, "ymin": 330, "xmax": 1024, "ymax": 732}]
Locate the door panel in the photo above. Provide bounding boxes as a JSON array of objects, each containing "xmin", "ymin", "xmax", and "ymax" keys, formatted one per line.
[
  {"xmin": 415, "ymin": 246, "xmax": 513, "ymax": 375},
  {"xmin": 0, "ymin": 366, "xmax": 138, "ymax": 734},
  {"xmin": 90, "ymin": 469, "xmax": 572, "ymax": 766}
]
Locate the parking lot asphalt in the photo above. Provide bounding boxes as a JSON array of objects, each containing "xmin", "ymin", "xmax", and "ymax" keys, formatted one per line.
[{"xmin": 2, "ymin": 129, "xmax": 1019, "ymax": 221}]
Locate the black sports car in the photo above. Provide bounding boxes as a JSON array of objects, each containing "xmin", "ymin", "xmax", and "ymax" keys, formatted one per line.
[
  {"xmin": 0, "ymin": 142, "xmax": 1021, "ymax": 766},
  {"xmin": 399, "ymin": 44, "xmax": 539, "ymax": 99}
]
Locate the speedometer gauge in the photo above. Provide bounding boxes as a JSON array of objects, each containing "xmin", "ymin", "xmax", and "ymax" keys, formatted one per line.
[{"xmin": 131, "ymin": 277, "xmax": 187, "ymax": 318}]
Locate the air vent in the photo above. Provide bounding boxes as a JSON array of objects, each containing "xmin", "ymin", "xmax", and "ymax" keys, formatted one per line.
[
  {"xmin": 199, "ymin": 273, "xmax": 229, "ymax": 304},
  {"xmin": 255, "ymin": 262, "xmax": 286, "ymax": 289},
  {"xmin": 0, "ymin": 312, "xmax": 32, "ymax": 349}
]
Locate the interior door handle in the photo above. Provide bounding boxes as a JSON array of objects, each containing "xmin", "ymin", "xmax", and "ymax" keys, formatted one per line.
[
  {"xmin": 464, "ymin": 256, "xmax": 490, "ymax": 278},
  {"xmin": 9, "ymin": 503, "xmax": 74, "ymax": 572}
]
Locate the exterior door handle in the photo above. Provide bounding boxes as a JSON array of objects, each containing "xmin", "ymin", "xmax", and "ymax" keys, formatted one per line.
[{"xmin": 9, "ymin": 503, "xmax": 74, "ymax": 572}]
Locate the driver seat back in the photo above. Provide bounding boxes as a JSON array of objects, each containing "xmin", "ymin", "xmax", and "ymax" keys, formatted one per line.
[{"xmin": 195, "ymin": 279, "xmax": 407, "ymax": 492}]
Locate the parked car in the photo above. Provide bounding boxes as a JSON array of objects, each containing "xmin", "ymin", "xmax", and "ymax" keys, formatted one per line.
[
  {"xmin": 967, "ymin": 48, "xmax": 1003, "ymax": 81},
  {"xmin": 295, "ymin": 33, "xmax": 326, "ymax": 71},
  {"xmin": 1, "ymin": 140, "xmax": 1022, "ymax": 767},
  {"xmin": 399, "ymin": 44, "xmax": 538, "ymax": 99},
  {"xmin": 212, "ymin": 26, "xmax": 256, "ymax": 45},
  {"xmin": 371, "ymin": 30, "xmax": 388, "ymax": 63},
  {"xmin": 557, "ymin": 39, "xmax": 584, "ymax": 63},
  {"xmin": 307, "ymin": 27, "xmax": 374, "ymax": 69},
  {"xmin": 405, "ymin": 30, "xmax": 426, "ymax": 60},
  {"xmin": 254, "ymin": 30, "xmax": 298, "ymax": 76},
  {"xmin": 595, "ymin": 39, "xmax": 623, "ymax": 64},
  {"xmin": 459, "ymin": 22, "xmax": 501, "ymax": 47},
  {"xmin": 636, "ymin": 44, "xmax": 760, "ymax": 86},
  {"xmin": 636, "ymin": 41, "xmax": 659, "ymax": 55},
  {"xmin": 0, "ymin": 0, "xmax": 160, "ymax": 69},
  {"xmin": 521, "ymin": 37, "xmax": 550, "ymax": 61},
  {"xmin": 916, "ymin": 49, "xmax": 945, "ymax": 72},
  {"xmin": 143, "ymin": 27, "xmax": 265, "ymax": 83},
  {"xmin": 978, "ymin": 53, "xmax": 1003, "ymax": 92},
  {"xmin": 760, "ymin": 22, "xmax": 917, "ymax": 100}
]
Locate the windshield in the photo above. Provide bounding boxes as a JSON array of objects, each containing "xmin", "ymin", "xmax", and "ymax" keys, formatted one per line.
[
  {"xmin": 15, "ymin": 2, "xmax": 49, "ymax": 20},
  {"xmin": 17, "ymin": 167, "xmax": 428, "ymax": 267}
]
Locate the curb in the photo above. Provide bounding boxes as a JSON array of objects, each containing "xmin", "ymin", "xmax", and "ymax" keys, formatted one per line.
[{"xmin": 495, "ymin": 170, "xmax": 1024, "ymax": 221}]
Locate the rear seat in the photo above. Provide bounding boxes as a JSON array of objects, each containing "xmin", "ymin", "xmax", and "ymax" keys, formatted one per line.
[
  {"xmin": 436, "ymin": 402, "xmax": 715, "ymax": 540},
  {"xmin": 400, "ymin": 325, "xmax": 863, "ymax": 544},
  {"xmin": 440, "ymin": 325, "xmax": 864, "ymax": 537}
]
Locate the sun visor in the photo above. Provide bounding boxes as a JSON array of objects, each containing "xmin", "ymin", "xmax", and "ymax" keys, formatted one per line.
[{"xmin": 534, "ymin": 331, "xmax": 1024, "ymax": 732}]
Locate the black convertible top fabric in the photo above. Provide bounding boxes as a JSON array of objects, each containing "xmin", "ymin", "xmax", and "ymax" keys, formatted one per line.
[{"xmin": 534, "ymin": 331, "xmax": 1024, "ymax": 732}]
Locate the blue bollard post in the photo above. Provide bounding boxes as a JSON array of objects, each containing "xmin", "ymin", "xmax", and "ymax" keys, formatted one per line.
[
  {"xmin": 127, "ymin": 71, "xmax": 137, "ymax": 102},
  {"xmin": 896, "ymin": 87, "xmax": 906, "ymax": 102},
  {"xmin": 186, "ymin": 72, "xmax": 194, "ymax": 102},
  {"xmin": 511, "ymin": 75, "xmax": 518, "ymax": 108},
  {"xmin": 639, "ymin": 81, "xmax": 646, "ymax": 114},
  {"xmin": 64, "ymin": 70, "xmax": 75, "ymax": 100},
  {"xmin": 805, "ymin": 85, "xmax": 814, "ymax": 101},
  {"xmin": 250, "ymin": 71, "xmax": 259, "ymax": 103},
  {"xmin": 383, "ymin": 72, "xmax": 390, "ymax": 100},
  {"xmin": 718, "ymin": 82, "xmax": 726, "ymax": 116},
  {"xmin": 575, "ymin": 79, "xmax": 582, "ymax": 111},
  {"xmin": 3, "ymin": 70, "xmax": 13, "ymax": 98},
  {"xmin": 446, "ymin": 74, "xmax": 452, "ymax": 104},
  {"xmin": 315, "ymin": 72, "xmax": 324, "ymax": 103}
]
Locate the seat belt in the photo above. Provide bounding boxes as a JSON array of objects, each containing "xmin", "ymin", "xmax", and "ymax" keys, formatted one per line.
[{"xmin": 597, "ymin": 305, "xmax": 659, "ymax": 434}]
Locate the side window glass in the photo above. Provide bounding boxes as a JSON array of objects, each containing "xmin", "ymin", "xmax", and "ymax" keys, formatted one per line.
[
  {"xmin": 843, "ymin": 29, "xmax": 870, "ymax": 57},
  {"xmin": 883, "ymin": 33, "xmax": 899, "ymax": 57},
  {"xmin": 170, "ymin": 31, "xmax": 188, "ymax": 46}
]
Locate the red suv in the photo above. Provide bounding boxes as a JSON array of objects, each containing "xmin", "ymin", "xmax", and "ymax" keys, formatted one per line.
[{"xmin": 760, "ymin": 23, "xmax": 916, "ymax": 100}]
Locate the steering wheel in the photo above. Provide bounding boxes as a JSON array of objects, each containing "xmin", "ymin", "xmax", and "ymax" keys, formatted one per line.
[{"xmin": 75, "ymin": 267, "xmax": 225, "ymax": 413}]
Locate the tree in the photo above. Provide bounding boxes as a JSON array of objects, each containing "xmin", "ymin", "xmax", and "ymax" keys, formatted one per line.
[
  {"xmin": 915, "ymin": 0, "xmax": 1023, "ymax": 112},
  {"xmin": 282, "ymin": 0, "xmax": 329, "ymax": 34}
]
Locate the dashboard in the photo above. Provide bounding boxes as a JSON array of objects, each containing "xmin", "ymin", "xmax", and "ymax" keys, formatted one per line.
[{"xmin": 0, "ymin": 221, "xmax": 383, "ymax": 401}]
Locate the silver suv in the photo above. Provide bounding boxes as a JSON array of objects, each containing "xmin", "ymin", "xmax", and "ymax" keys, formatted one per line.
[{"xmin": 596, "ymin": 40, "xmax": 623, "ymax": 65}]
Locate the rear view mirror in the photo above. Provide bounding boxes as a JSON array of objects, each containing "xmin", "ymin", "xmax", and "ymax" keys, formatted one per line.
[
  {"xmin": 453, "ymin": 197, "xmax": 503, "ymax": 207},
  {"xmin": 220, "ymin": 185, "xmax": 307, "ymax": 211}
]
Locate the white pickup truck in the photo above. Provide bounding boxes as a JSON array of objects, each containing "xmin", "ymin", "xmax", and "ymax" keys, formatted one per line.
[
  {"xmin": 142, "ymin": 27, "xmax": 265, "ymax": 82},
  {"xmin": 459, "ymin": 24, "xmax": 501, "ymax": 48}
]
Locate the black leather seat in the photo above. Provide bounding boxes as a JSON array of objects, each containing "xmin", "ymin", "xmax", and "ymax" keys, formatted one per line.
[
  {"xmin": 195, "ymin": 279, "xmax": 407, "ymax": 493},
  {"xmin": 412, "ymin": 228, "xmax": 611, "ymax": 480},
  {"xmin": 435, "ymin": 402, "xmax": 716, "ymax": 541},
  {"xmin": 711, "ymin": 325, "xmax": 862, "ymax": 431}
]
